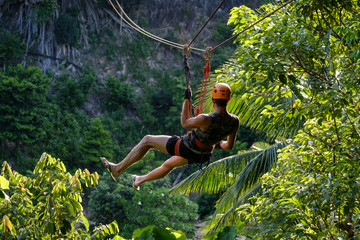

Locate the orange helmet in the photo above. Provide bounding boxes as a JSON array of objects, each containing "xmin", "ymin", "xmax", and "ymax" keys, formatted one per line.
[{"xmin": 211, "ymin": 83, "xmax": 231, "ymax": 101}]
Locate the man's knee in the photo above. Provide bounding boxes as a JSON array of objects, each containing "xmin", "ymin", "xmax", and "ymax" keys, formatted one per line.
[
  {"xmin": 141, "ymin": 135, "xmax": 155, "ymax": 148},
  {"xmin": 161, "ymin": 161, "xmax": 175, "ymax": 172}
]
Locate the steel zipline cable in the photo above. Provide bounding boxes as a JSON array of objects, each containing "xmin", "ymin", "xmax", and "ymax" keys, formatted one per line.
[
  {"xmin": 109, "ymin": 0, "xmax": 205, "ymax": 52},
  {"xmin": 212, "ymin": 0, "xmax": 295, "ymax": 51},
  {"xmin": 187, "ymin": 0, "xmax": 226, "ymax": 48},
  {"xmin": 109, "ymin": 0, "xmax": 295, "ymax": 55},
  {"xmin": 108, "ymin": 0, "xmax": 295, "ymax": 117}
]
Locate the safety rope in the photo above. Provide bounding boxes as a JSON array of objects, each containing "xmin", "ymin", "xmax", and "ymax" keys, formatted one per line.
[{"xmin": 196, "ymin": 47, "xmax": 212, "ymax": 116}]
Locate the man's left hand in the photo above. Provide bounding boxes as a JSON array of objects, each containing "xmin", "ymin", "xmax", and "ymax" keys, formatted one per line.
[{"xmin": 185, "ymin": 87, "xmax": 192, "ymax": 100}]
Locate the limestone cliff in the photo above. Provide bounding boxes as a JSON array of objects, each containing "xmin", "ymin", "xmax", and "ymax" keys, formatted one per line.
[{"xmin": 0, "ymin": 0, "xmax": 261, "ymax": 72}]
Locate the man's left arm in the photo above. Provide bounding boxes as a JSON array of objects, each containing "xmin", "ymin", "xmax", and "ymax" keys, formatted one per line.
[
  {"xmin": 181, "ymin": 99, "xmax": 210, "ymax": 129},
  {"xmin": 181, "ymin": 88, "xmax": 211, "ymax": 130}
]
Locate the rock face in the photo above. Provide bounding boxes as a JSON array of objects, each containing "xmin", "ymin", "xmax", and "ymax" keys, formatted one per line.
[
  {"xmin": 0, "ymin": 0, "xmax": 262, "ymax": 72},
  {"xmin": 142, "ymin": 0, "xmax": 239, "ymax": 26}
]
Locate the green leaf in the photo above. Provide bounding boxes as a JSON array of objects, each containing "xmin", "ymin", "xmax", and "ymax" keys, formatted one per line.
[
  {"xmin": 133, "ymin": 226, "xmax": 183, "ymax": 240},
  {"xmin": 0, "ymin": 175, "xmax": 9, "ymax": 190},
  {"xmin": 167, "ymin": 229, "xmax": 187, "ymax": 240},
  {"xmin": 112, "ymin": 236, "xmax": 126, "ymax": 240},
  {"xmin": 324, "ymin": 29, "xmax": 333, "ymax": 40},
  {"xmin": 133, "ymin": 226, "xmax": 154, "ymax": 239},
  {"xmin": 135, "ymin": 231, "xmax": 154, "ymax": 240},
  {"xmin": 80, "ymin": 212, "xmax": 89, "ymax": 231},
  {"xmin": 152, "ymin": 227, "xmax": 177, "ymax": 240},
  {"xmin": 264, "ymin": 105, "xmax": 273, "ymax": 110},
  {"xmin": 45, "ymin": 222, "xmax": 56, "ymax": 234},
  {"xmin": 202, "ymin": 232, "xmax": 218, "ymax": 240},
  {"xmin": 109, "ymin": 221, "xmax": 119, "ymax": 234},
  {"xmin": 2, "ymin": 215, "xmax": 12, "ymax": 232},
  {"xmin": 288, "ymin": 75, "xmax": 299, "ymax": 84},
  {"xmin": 217, "ymin": 226, "xmax": 237, "ymax": 240}
]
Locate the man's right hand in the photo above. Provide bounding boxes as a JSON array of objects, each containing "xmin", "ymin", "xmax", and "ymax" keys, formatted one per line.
[{"xmin": 184, "ymin": 87, "xmax": 192, "ymax": 100}]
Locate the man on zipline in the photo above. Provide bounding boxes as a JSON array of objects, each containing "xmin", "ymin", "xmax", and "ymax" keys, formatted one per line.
[{"xmin": 101, "ymin": 83, "xmax": 239, "ymax": 190}]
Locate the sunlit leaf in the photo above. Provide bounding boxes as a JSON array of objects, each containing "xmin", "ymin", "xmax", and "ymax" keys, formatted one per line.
[{"xmin": 0, "ymin": 175, "xmax": 9, "ymax": 190}]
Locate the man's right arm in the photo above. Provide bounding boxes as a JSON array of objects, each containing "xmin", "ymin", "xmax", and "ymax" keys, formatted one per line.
[{"xmin": 218, "ymin": 117, "xmax": 240, "ymax": 150}]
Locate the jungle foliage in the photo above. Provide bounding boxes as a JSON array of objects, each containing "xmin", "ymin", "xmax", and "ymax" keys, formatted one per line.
[
  {"xmin": 5, "ymin": 0, "xmax": 358, "ymax": 239},
  {"xmin": 0, "ymin": 153, "xmax": 194, "ymax": 239},
  {"xmin": 171, "ymin": 0, "xmax": 360, "ymax": 238},
  {"xmin": 0, "ymin": 65, "xmax": 50, "ymax": 145},
  {"xmin": 0, "ymin": 1, "xmax": 249, "ymax": 238},
  {"xmin": 0, "ymin": 29, "xmax": 26, "ymax": 68},
  {"xmin": 89, "ymin": 172, "xmax": 198, "ymax": 239}
]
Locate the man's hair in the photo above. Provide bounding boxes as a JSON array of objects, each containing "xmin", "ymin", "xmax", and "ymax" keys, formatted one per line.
[{"xmin": 214, "ymin": 99, "xmax": 228, "ymax": 107}]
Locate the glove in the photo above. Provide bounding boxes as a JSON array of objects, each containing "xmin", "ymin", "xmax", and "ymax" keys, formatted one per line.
[{"xmin": 184, "ymin": 87, "xmax": 192, "ymax": 100}]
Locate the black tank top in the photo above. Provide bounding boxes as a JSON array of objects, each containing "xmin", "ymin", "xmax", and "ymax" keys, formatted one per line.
[{"xmin": 189, "ymin": 112, "xmax": 238, "ymax": 149}]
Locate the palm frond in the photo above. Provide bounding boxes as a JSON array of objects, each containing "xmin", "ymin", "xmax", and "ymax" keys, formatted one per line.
[
  {"xmin": 214, "ymin": 140, "xmax": 291, "ymax": 216},
  {"xmin": 169, "ymin": 150, "xmax": 262, "ymax": 195},
  {"xmin": 251, "ymin": 142, "xmax": 271, "ymax": 151},
  {"xmin": 210, "ymin": 183, "xmax": 261, "ymax": 232}
]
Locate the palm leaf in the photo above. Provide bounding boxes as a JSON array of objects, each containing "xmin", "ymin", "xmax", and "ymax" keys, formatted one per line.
[
  {"xmin": 214, "ymin": 140, "xmax": 291, "ymax": 216},
  {"xmin": 170, "ymin": 150, "xmax": 262, "ymax": 195},
  {"xmin": 210, "ymin": 183, "xmax": 261, "ymax": 232}
]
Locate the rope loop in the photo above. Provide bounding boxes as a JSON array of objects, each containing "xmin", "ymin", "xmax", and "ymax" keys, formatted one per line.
[
  {"xmin": 203, "ymin": 58, "xmax": 211, "ymax": 75},
  {"xmin": 196, "ymin": 50, "xmax": 212, "ymax": 116}
]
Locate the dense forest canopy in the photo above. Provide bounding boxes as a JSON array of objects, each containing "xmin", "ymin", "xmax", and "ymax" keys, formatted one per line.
[
  {"xmin": 171, "ymin": 0, "xmax": 360, "ymax": 238},
  {"xmin": 1, "ymin": 0, "xmax": 360, "ymax": 239}
]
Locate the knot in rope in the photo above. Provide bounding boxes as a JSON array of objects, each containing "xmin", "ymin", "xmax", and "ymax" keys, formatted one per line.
[{"xmin": 203, "ymin": 59, "xmax": 211, "ymax": 75}]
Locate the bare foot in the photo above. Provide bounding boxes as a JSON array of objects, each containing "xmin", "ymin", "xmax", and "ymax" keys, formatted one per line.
[
  {"xmin": 132, "ymin": 175, "xmax": 140, "ymax": 191},
  {"xmin": 101, "ymin": 157, "xmax": 120, "ymax": 178}
]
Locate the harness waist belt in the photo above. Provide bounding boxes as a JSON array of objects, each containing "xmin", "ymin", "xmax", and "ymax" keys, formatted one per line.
[
  {"xmin": 194, "ymin": 137, "xmax": 213, "ymax": 151},
  {"xmin": 174, "ymin": 138, "xmax": 181, "ymax": 156}
]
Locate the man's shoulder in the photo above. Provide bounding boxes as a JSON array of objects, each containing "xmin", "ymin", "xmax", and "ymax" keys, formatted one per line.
[
  {"xmin": 229, "ymin": 114, "xmax": 240, "ymax": 129},
  {"xmin": 196, "ymin": 113, "xmax": 212, "ymax": 124},
  {"xmin": 198, "ymin": 113, "xmax": 212, "ymax": 119},
  {"xmin": 229, "ymin": 113, "xmax": 239, "ymax": 121}
]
